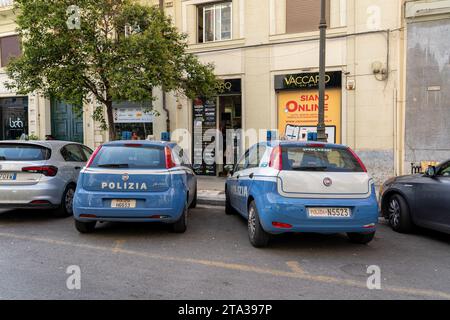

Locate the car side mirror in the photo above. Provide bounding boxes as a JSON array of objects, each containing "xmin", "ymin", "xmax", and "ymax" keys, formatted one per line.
[
  {"xmin": 425, "ymin": 166, "xmax": 437, "ymax": 177},
  {"xmin": 224, "ymin": 164, "xmax": 234, "ymax": 175}
]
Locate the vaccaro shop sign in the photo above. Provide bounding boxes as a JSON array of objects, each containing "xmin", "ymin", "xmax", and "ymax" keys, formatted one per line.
[{"xmin": 275, "ymin": 71, "xmax": 342, "ymax": 90}]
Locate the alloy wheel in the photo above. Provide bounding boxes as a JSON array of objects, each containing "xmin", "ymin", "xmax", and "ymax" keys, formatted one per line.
[
  {"xmin": 248, "ymin": 206, "xmax": 256, "ymax": 238},
  {"xmin": 388, "ymin": 198, "xmax": 400, "ymax": 227}
]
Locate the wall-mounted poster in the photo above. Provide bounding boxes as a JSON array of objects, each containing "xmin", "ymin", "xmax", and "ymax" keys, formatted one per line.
[
  {"xmin": 192, "ymin": 97, "xmax": 217, "ymax": 176},
  {"xmin": 275, "ymin": 71, "xmax": 342, "ymax": 144}
]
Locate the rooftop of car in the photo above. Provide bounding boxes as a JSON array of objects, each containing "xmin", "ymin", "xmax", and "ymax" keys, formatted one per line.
[
  {"xmin": 102, "ymin": 140, "xmax": 175, "ymax": 147},
  {"xmin": 266, "ymin": 140, "xmax": 348, "ymax": 149},
  {"xmin": 0, "ymin": 140, "xmax": 83, "ymax": 148}
]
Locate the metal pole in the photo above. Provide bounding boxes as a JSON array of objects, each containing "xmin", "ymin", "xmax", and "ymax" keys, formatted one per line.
[{"xmin": 317, "ymin": 0, "xmax": 328, "ymax": 142}]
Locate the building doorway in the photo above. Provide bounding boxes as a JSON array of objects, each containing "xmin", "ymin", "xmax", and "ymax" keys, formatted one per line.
[
  {"xmin": 0, "ymin": 97, "xmax": 28, "ymax": 140},
  {"xmin": 51, "ymin": 100, "xmax": 83, "ymax": 143},
  {"xmin": 192, "ymin": 79, "xmax": 242, "ymax": 177}
]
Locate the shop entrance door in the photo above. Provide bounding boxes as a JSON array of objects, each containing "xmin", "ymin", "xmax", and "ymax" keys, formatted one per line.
[
  {"xmin": 51, "ymin": 100, "xmax": 83, "ymax": 143},
  {"xmin": 218, "ymin": 95, "xmax": 242, "ymax": 176}
]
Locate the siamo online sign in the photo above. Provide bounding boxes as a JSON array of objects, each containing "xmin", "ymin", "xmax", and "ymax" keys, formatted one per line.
[{"xmin": 275, "ymin": 71, "xmax": 342, "ymax": 144}]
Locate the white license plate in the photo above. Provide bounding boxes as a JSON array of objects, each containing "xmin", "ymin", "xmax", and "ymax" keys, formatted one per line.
[
  {"xmin": 0, "ymin": 173, "xmax": 16, "ymax": 181},
  {"xmin": 308, "ymin": 207, "xmax": 351, "ymax": 218},
  {"xmin": 111, "ymin": 199, "xmax": 136, "ymax": 209}
]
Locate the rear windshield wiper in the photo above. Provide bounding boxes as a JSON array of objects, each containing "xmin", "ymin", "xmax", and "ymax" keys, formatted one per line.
[
  {"xmin": 97, "ymin": 163, "xmax": 129, "ymax": 168},
  {"xmin": 291, "ymin": 166, "xmax": 329, "ymax": 171}
]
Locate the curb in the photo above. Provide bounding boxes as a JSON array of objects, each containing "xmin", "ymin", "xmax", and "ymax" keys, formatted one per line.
[
  {"xmin": 197, "ymin": 190, "xmax": 226, "ymax": 207},
  {"xmin": 197, "ymin": 197, "xmax": 226, "ymax": 207}
]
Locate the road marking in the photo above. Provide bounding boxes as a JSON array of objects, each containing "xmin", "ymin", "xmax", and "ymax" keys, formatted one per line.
[
  {"xmin": 0, "ymin": 231, "xmax": 449, "ymax": 299},
  {"xmin": 112, "ymin": 240, "xmax": 126, "ymax": 254},
  {"xmin": 286, "ymin": 261, "xmax": 308, "ymax": 275}
]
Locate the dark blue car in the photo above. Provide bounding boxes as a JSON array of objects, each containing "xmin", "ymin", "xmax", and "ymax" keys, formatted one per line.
[{"xmin": 73, "ymin": 141, "xmax": 197, "ymax": 233}]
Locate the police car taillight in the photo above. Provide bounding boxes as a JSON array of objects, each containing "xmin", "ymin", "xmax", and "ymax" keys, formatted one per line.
[
  {"xmin": 165, "ymin": 147, "xmax": 176, "ymax": 169},
  {"xmin": 269, "ymin": 146, "xmax": 283, "ymax": 170},
  {"xmin": 85, "ymin": 146, "xmax": 102, "ymax": 168},
  {"xmin": 347, "ymin": 147, "xmax": 367, "ymax": 172}
]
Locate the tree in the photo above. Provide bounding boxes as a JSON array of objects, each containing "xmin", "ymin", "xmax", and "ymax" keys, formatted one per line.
[{"xmin": 7, "ymin": 0, "xmax": 218, "ymax": 141}]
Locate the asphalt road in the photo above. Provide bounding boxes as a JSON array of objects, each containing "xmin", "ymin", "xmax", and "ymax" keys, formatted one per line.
[{"xmin": 0, "ymin": 205, "xmax": 449, "ymax": 300}]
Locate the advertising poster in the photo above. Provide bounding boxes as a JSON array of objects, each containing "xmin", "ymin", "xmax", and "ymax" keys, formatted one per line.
[
  {"xmin": 113, "ymin": 107, "xmax": 153, "ymax": 124},
  {"xmin": 275, "ymin": 71, "xmax": 342, "ymax": 144}
]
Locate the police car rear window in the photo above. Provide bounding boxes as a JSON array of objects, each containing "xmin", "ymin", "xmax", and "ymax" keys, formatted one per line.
[
  {"xmin": 0, "ymin": 144, "xmax": 51, "ymax": 161},
  {"xmin": 90, "ymin": 145, "xmax": 166, "ymax": 169},
  {"xmin": 282, "ymin": 146, "xmax": 364, "ymax": 172}
]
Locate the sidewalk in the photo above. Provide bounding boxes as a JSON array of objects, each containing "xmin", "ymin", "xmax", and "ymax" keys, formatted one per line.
[{"xmin": 197, "ymin": 176, "xmax": 226, "ymax": 206}]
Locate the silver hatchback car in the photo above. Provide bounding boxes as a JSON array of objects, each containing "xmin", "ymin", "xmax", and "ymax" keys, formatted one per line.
[{"xmin": 0, "ymin": 141, "xmax": 93, "ymax": 216}]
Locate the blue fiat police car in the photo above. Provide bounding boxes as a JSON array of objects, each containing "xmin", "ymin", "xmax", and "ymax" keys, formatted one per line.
[
  {"xmin": 225, "ymin": 141, "xmax": 379, "ymax": 247},
  {"xmin": 73, "ymin": 141, "xmax": 197, "ymax": 234}
]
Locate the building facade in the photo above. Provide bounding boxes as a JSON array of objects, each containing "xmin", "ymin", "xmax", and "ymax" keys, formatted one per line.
[
  {"xmin": 2, "ymin": 0, "xmax": 450, "ymax": 184},
  {"xmin": 155, "ymin": 0, "xmax": 406, "ymax": 183},
  {"xmin": 404, "ymin": 0, "xmax": 450, "ymax": 172}
]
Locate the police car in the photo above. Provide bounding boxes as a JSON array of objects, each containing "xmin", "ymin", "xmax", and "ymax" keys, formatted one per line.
[
  {"xmin": 73, "ymin": 141, "xmax": 197, "ymax": 234},
  {"xmin": 225, "ymin": 141, "xmax": 379, "ymax": 247}
]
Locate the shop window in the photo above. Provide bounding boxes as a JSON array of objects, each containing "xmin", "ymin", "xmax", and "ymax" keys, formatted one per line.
[
  {"xmin": 286, "ymin": 0, "xmax": 330, "ymax": 34},
  {"xmin": 0, "ymin": 97, "xmax": 28, "ymax": 141},
  {"xmin": 197, "ymin": 1, "xmax": 232, "ymax": 43},
  {"xmin": 0, "ymin": 35, "xmax": 21, "ymax": 68}
]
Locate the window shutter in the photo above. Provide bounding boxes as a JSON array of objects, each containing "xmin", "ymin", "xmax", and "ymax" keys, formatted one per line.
[
  {"xmin": 286, "ymin": 0, "xmax": 331, "ymax": 34},
  {"xmin": 1, "ymin": 35, "xmax": 21, "ymax": 67}
]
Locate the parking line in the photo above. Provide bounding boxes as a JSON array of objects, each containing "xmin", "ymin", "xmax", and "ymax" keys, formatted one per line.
[
  {"xmin": 286, "ymin": 261, "xmax": 308, "ymax": 275},
  {"xmin": 112, "ymin": 240, "xmax": 126, "ymax": 254},
  {"xmin": 0, "ymin": 231, "xmax": 449, "ymax": 299}
]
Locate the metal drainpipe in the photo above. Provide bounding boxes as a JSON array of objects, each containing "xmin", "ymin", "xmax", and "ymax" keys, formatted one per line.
[{"xmin": 159, "ymin": 0, "xmax": 170, "ymax": 133}]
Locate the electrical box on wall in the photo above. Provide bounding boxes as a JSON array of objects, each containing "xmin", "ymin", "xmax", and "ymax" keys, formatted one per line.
[{"xmin": 346, "ymin": 79, "xmax": 356, "ymax": 90}]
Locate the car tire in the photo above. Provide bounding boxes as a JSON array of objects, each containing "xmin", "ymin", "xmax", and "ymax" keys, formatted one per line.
[
  {"xmin": 189, "ymin": 189, "xmax": 197, "ymax": 209},
  {"xmin": 75, "ymin": 220, "xmax": 96, "ymax": 234},
  {"xmin": 172, "ymin": 205, "xmax": 188, "ymax": 233},
  {"xmin": 54, "ymin": 185, "xmax": 76, "ymax": 218},
  {"xmin": 248, "ymin": 201, "xmax": 270, "ymax": 248},
  {"xmin": 387, "ymin": 194, "xmax": 414, "ymax": 233},
  {"xmin": 347, "ymin": 232, "xmax": 375, "ymax": 244}
]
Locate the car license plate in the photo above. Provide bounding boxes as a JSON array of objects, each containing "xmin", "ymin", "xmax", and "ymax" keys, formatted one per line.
[
  {"xmin": 308, "ymin": 208, "xmax": 351, "ymax": 218},
  {"xmin": 111, "ymin": 199, "xmax": 136, "ymax": 209},
  {"xmin": 0, "ymin": 173, "xmax": 16, "ymax": 181}
]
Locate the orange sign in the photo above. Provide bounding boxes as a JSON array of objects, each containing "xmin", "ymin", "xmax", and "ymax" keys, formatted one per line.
[{"xmin": 277, "ymin": 88, "xmax": 341, "ymax": 143}]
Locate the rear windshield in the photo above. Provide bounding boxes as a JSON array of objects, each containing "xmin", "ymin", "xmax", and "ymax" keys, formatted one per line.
[
  {"xmin": 90, "ymin": 145, "xmax": 166, "ymax": 169},
  {"xmin": 282, "ymin": 146, "xmax": 364, "ymax": 172},
  {"xmin": 0, "ymin": 144, "xmax": 51, "ymax": 161}
]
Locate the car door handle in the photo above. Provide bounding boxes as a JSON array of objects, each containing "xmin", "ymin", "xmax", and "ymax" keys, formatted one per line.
[
  {"xmin": 75, "ymin": 167, "xmax": 81, "ymax": 170},
  {"xmin": 249, "ymin": 173, "xmax": 254, "ymax": 179}
]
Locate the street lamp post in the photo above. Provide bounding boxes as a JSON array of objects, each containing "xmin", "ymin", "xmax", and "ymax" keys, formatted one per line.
[{"xmin": 317, "ymin": 0, "xmax": 328, "ymax": 142}]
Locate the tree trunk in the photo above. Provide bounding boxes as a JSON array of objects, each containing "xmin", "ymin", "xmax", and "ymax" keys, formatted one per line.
[{"xmin": 105, "ymin": 100, "xmax": 116, "ymax": 141}]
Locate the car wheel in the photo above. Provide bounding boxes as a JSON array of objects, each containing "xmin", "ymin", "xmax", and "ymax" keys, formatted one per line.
[
  {"xmin": 75, "ymin": 220, "xmax": 96, "ymax": 234},
  {"xmin": 54, "ymin": 185, "xmax": 76, "ymax": 217},
  {"xmin": 248, "ymin": 201, "xmax": 270, "ymax": 248},
  {"xmin": 172, "ymin": 205, "xmax": 188, "ymax": 233},
  {"xmin": 189, "ymin": 189, "xmax": 197, "ymax": 209},
  {"xmin": 225, "ymin": 189, "xmax": 236, "ymax": 215},
  {"xmin": 347, "ymin": 232, "xmax": 375, "ymax": 244},
  {"xmin": 387, "ymin": 194, "xmax": 414, "ymax": 233}
]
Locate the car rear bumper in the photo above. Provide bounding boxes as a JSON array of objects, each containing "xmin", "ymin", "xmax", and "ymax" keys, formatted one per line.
[
  {"xmin": 0, "ymin": 182, "xmax": 63, "ymax": 208},
  {"xmin": 255, "ymin": 192, "xmax": 379, "ymax": 235},
  {"xmin": 73, "ymin": 188, "xmax": 186, "ymax": 223}
]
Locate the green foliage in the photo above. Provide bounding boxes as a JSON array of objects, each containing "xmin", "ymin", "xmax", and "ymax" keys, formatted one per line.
[
  {"xmin": 6, "ymin": 0, "xmax": 219, "ymax": 139},
  {"xmin": 27, "ymin": 134, "xmax": 40, "ymax": 140}
]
